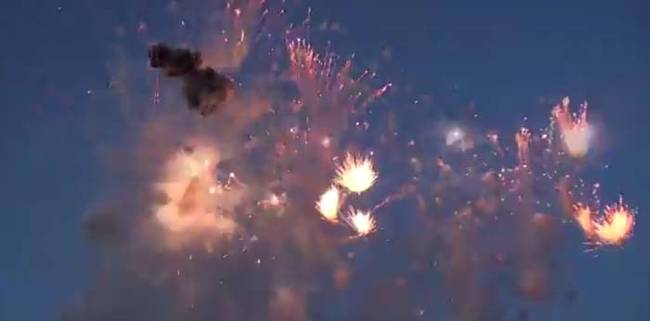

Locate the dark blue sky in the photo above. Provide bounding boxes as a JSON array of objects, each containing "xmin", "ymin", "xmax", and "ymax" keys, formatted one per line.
[{"xmin": 1, "ymin": 0, "xmax": 649, "ymax": 320}]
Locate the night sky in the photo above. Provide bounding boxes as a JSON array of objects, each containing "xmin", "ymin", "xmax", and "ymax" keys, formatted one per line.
[{"xmin": 1, "ymin": 0, "xmax": 649, "ymax": 320}]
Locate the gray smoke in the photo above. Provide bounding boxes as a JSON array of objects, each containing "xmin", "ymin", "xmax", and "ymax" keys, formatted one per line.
[{"xmin": 149, "ymin": 43, "xmax": 235, "ymax": 117}]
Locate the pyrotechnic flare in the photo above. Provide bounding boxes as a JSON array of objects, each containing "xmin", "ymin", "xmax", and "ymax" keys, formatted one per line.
[
  {"xmin": 335, "ymin": 153, "xmax": 378, "ymax": 193},
  {"xmin": 316, "ymin": 185, "xmax": 341, "ymax": 222},
  {"xmin": 345, "ymin": 208, "xmax": 377, "ymax": 237},
  {"xmin": 552, "ymin": 97, "xmax": 591, "ymax": 158},
  {"xmin": 573, "ymin": 203, "xmax": 595, "ymax": 237},
  {"xmin": 593, "ymin": 197, "xmax": 635, "ymax": 246}
]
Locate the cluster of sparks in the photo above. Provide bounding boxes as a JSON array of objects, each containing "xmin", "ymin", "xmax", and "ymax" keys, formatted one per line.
[
  {"xmin": 344, "ymin": 208, "xmax": 377, "ymax": 236},
  {"xmin": 147, "ymin": 2, "xmax": 636, "ymax": 254},
  {"xmin": 315, "ymin": 153, "xmax": 379, "ymax": 236},
  {"xmin": 335, "ymin": 153, "xmax": 378, "ymax": 194},
  {"xmin": 156, "ymin": 148, "xmax": 383, "ymax": 238},
  {"xmin": 573, "ymin": 197, "xmax": 636, "ymax": 247},
  {"xmin": 551, "ymin": 98, "xmax": 635, "ymax": 247},
  {"xmin": 287, "ymin": 38, "xmax": 392, "ymax": 112},
  {"xmin": 436, "ymin": 96, "xmax": 635, "ymax": 250},
  {"xmin": 150, "ymin": 86, "xmax": 635, "ymax": 249}
]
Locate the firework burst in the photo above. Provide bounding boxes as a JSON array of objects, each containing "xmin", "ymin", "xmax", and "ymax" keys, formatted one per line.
[
  {"xmin": 593, "ymin": 197, "xmax": 636, "ymax": 246},
  {"xmin": 316, "ymin": 185, "xmax": 342, "ymax": 222},
  {"xmin": 345, "ymin": 208, "xmax": 377, "ymax": 237},
  {"xmin": 335, "ymin": 153, "xmax": 378, "ymax": 193}
]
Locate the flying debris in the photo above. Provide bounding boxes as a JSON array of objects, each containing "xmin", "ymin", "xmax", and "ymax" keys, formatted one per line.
[{"xmin": 148, "ymin": 43, "xmax": 235, "ymax": 116}]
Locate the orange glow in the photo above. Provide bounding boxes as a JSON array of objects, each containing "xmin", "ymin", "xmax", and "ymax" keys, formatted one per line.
[
  {"xmin": 573, "ymin": 203, "xmax": 595, "ymax": 237},
  {"xmin": 552, "ymin": 97, "xmax": 591, "ymax": 158},
  {"xmin": 154, "ymin": 144, "xmax": 236, "ymax": 236},
  {"xmin": 593, "ymin": 197, "xmax": 635, "ymax": 246}
]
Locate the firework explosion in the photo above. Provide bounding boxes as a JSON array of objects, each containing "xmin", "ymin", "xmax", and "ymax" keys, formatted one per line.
[
  {"xmin": 68, "ymin": 1, "xmax": 638, "ymax": 321},
  {"xmin": 335, "ymin": 153, "xmax": 378, "ymax": 194},
  {"xmin": 573, "ymin": 203, "xmax": 595, "ymax": 237},
  {"xmin": 572, "ymin": 198, "xmax": 636, "ymax": 248},
  {"xmin": 344, "ymin": 208, "xmax": 377, "ymax": 237},
  {"xmin": 592, "ymin": 197, "xmax": 636, "ymax": 246},
  {"xmin": 316, "ymin": 185, "xmax": 341, "ymax": 222}
]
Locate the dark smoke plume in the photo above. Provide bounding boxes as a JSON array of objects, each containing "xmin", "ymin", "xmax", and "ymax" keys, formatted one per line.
[{"xmin": 149, "ymin": 43, "xmax": 235, "ymax": 116}]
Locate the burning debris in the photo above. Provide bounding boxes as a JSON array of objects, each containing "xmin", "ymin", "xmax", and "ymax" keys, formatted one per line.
[{"xmin": 148, "ymin": 43, "xmax": 235, "ymax": 116}]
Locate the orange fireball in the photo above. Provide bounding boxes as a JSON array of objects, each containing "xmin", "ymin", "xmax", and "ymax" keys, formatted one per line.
[{"xmin": 593, "ymin": 197, "xmax": 635, "ymax": 246}]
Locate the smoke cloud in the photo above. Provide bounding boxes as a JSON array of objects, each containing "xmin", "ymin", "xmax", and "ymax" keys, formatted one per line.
[
  {"xmin": 149, "ymin": 43, "xmax": 234, "ymax": 117},
  {"xmin": 61, "ymin": 2, "xmax": 634, "ymax": 321}
]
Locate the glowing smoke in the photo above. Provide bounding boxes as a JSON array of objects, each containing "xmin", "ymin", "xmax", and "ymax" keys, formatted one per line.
[{"xmin": 553, "ymin": 97, "xmax": 592, "ymax": 158}]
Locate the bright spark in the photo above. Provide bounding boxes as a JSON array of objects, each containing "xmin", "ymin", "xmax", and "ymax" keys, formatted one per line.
[
  {"xmin": 316, "ymin": 185, "xmax": 341, "ymax": 222},
  {"xmin": 345, "ymin": 208, "xmax": 377, "ymax": 237},
  {"xmin": 593, "ymin": 197, "xmax": 635, "ymax": 246},
  {"xmin": 335, "ymin": 153, "xmax": 378, "ymax": 193}
]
